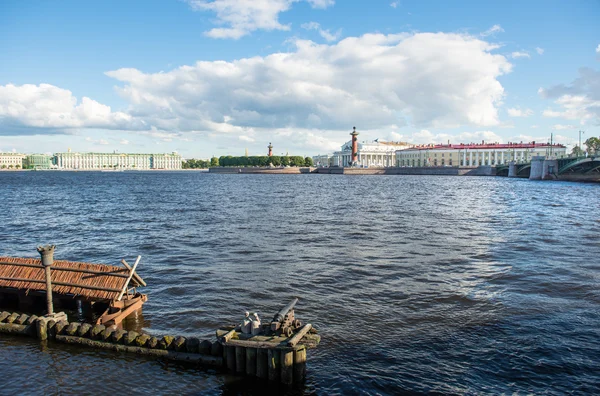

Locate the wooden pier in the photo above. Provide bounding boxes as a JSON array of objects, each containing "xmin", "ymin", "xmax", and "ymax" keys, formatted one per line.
[{"xmin": 0, "ymin": 248, "xmax": 320, "ymax": 384}]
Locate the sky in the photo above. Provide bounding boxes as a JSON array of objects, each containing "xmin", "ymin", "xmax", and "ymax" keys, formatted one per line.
[{"xmin": 0, "ymin": 0, "xmax": 599, "ymax": 159}]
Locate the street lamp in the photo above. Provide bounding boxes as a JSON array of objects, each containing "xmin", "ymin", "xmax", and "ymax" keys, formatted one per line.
[{"xmin": 579, "ymin": 130, "xmax": 585, "ymax": 157}]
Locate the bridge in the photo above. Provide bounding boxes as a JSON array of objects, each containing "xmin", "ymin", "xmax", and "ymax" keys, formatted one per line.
[{"xmin": 496, "ymin": 156, "xmax": 600, "ymax": 178}]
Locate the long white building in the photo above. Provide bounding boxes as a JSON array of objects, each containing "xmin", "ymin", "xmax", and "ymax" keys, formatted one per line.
[
  {"xmin": 0, "ymin": 152, "xmax": 26, "ymax": 169},
  {"xmin": 53, "ymin": 151, "xmax": 182, "ymax": 170},
  {"xmin": 331, "ymin": 140, "xmax": 412, "ymax": 167},
  {"xmin": 395, "ymin": 142, "xmax": 567, "ymax": 167}
]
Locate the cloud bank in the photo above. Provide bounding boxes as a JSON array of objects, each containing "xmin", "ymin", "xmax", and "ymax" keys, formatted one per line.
[{"xmin": 1, "ymin": 32, "xmax": 512, "ymax": 146}]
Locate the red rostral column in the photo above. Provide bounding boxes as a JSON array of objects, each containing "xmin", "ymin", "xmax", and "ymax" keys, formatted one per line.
[
  {"xmin": 268, "ymin": 142, "xmax": 273, "ymax": 157},
  {"xmin": 350, "ymin": 126, "xmax": 359, "ymax": 166}
]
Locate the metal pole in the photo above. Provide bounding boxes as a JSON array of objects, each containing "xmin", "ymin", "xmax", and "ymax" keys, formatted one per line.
[{"xmin": 37, "ymin": 245, "xmax": 56, "ymax": 315}]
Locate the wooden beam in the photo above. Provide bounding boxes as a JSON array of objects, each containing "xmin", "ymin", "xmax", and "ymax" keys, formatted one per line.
[
  {"xmin": 117, "ymin": 256, "xmax": 140, "ymax": 301},
  {"xmin": 287, "ymin": 324, "xmax": 312, "ymax": 347},
  {"xmin": 221, "ymin": 329, "xmax": 236, "ymax": 343},
  {"xmin": 120, "ymin": 259, "xmax": 146, "ymax": 286},
  {"xmin": 99, "ymin": 296, "xmax": 145, "ymax": 325},
  {"xmin": 0, "ymin": 277, "xmax": 123, "ymax": 292},
  {"xmin": 0, "ymin": 261, "xmax": 129, "ymax": 278},
  {"xmin": 224, "ymin": 338, "xmax": 285, "ymax": 349}
]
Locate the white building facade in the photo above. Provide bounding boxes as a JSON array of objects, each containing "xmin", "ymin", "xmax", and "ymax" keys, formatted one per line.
[
  {"xmin": 396, "ymin": 142, "xmax": 567, "ymax": 167},
  {"xmin": 0, "ymin": 152, "xmax": 26, "ymax": 169},
  {"xmin": 332, "ymin": 140, "xmax": 412, "ymax": 167},
  {"xmin": 53, "ymin": 152, "xmax": 182, "ymax": 170}
]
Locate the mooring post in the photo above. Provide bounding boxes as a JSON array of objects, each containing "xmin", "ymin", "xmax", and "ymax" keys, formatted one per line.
[{"xmin": 37, "ymin": 245, "xmax": 56, "ymax": 315}]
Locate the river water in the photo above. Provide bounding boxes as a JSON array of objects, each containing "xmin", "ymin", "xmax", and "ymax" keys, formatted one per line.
[{"xmin": 0, "ymin": 171, "xmax": 599, "ymax": 395}]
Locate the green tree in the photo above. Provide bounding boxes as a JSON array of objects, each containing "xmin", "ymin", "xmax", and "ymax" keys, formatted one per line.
[
  {"xmin": 585, "ymin": 137, "xmax": 600, "ymax": 155},
  {"xmin": 210, "ymin": 156, "xmax": 219, "ymax": 167},
  {"xmin": 304, "ymin": 156, "xmax": 314, "ymax": 167},
  {"xmin": 571, "ymin": 145, "xmax": 584, "ymax": 157},
  {"xmin": 270, "ymin": 156, "xmax": 281, "ymax": 166},
  {"xmin": 280, "ymin": 156, "xmax": 289, "ymax": 166}
]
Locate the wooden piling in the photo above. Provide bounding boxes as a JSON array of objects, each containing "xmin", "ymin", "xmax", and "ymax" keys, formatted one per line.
[
  {"xmin": 281, "ymin": 349, "xmax": 294, "ymax": 385},
  {"xmin": 245, "ymin": 347, "xmax": 257, "ymax": 376},
  {"xmin": 235, "ymin": 346, "xmax": 246, "ymax": 374},
  {"xmin": 226, "ymin": 346, "xmax": 236, "ymax": 372},
  {"xmin": 36, "ymin": 318, "xmax": 47, "ymax": 340},
  {"xmin": 293, "ymin": 346, "xmax": 307, "ymax": 382},
  {"xmin": 257, "ymin": 348, "xmax": 268, "ymax": 379},
  {"xmin": 268, "ymin": 348, "xmax": 280, "ymax": 382}
]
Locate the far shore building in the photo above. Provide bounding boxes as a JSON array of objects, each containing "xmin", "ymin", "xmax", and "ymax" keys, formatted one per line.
[
  {"xmin": 312, "ymin": 154, "xmax": 333, "ymax": 167},
  {"xmin": 53, "ymin": 151, "xmax": 182, "ymax": 170},
  {"xmin": 395, "ymin": 141, "xmax": 567, "ymax": 167},
  {"xmin": 0, "ymin": 152, "xmax": 26, "ymax": 169},
  {"xmin": 331, "ymin": 140, "xmax": 412, "ymax": 167},
  {"xmin": 24, "ymin": 154, "xmax": 53, "ymax": 169}
]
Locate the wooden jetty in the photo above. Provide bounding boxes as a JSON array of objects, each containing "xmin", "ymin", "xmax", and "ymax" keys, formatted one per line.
[
  {"xmin": 0, "ymin": 247, "xmax": 146, "ymax": 326},
  {"xmin": 0, "ymin": 247, "xmax": 320, "ymax": 384}
]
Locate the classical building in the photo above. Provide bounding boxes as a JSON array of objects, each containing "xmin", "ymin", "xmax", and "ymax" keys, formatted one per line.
[
  {"xmin": 332, "ymin": 139, "xmax": 412, "ymax": 167},
  {"xmin": 24, "ymin": 154, "xmax": 53, "ymax": 169},
  {"xmin": 395, "ymin": 142, "xmax": 567, "ymax": 167},
  {"xmin": 312, "ymin": 154, "xmax": 333, "ymax": 167},
  {"xmin": 53, "ymin": 151, "xmax": 182, "ymax": 170},
  {"xmin": 0, "ymin": 152, "xmax": 26, "ymax": 169}
]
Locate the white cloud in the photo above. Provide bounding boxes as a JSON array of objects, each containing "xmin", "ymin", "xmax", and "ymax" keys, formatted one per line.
[
  {"xmin": 103, "ymin": 32, "xmax": 511, "ymax": 141},
  {"xmin": 507, "ymin": 107, "xmax": 534, "ymax": 117},
  {"xmin": 239, "ymin": 135, "xmax": 255, "ymax": 142},
  {"xmin": 481, "ymin": 24, "xmax": 504, "ymax": 37},
  {"xmin": 540, "ymin": 68, "xmax": 600, "ymax": 125},
  {"xmin": 186, "ymin": 0, "xmax": 335, "ymax": 39},
  {"xmin": 530, "ymin": 125, "xmax": 539, "ymax": 128},
  {"xmin": 2, "ymin": 31, "xmax": 513, "ymax": 150},
  {"xmin": 551, "ymin": 124, "xmax": 577, "ymax": 130},
  {"xmin": 301, "ymin": 21, "xmax": 341, "ymax": 42},
  {"xmin": 390, "ymin": 1, "xmax": 399, "ymax": 8},
  {"xmin": 536, "ymin": 47, "xmax": 544, "ymax": 55},
  {"xmin": 511, "ymin": 51, "xmax": 530, "ymax": 59},
  {"xmin": 596, "ymin": 44, "xmax": 600, "ymax": 53},
  {"xmin": 0, "ymin": 83, "xmax": 139, "ymax": 135},
  {"xmin": 120, "ymin": 139, "xmax": 130, "ymax": 145}
]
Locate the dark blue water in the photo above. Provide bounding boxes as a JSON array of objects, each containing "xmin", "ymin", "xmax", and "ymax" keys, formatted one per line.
[{"xmin": 1, "ymin": 171, "xmax": 599, "ymax": 395}]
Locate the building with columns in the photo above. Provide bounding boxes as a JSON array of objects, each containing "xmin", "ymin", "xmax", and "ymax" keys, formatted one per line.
[
  {"xmin": 53, "ymin": 151, "xmax": 182, "ymax": 170},
  {"xmin": 0, "ymin": 152, "xmax": 26, "ymax": 169},
  {"xmin": 331, "ymin": 139, "xmax": 412, "ymax": 167},
  {"xmin": 395, "ymin": 142, "xmax": 567, "ymax": 167}
]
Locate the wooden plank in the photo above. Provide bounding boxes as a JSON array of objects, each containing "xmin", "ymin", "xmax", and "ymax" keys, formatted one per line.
[
  {"xmin": 0, "ymin": 261, "xmax": 129, "ymax": 278},
  {"xmin": 117, "ymin": 256, "xmax": 140, "ymax": 301},
  {"xmin": 98, "ymin": 296, "xmax": 145, "ymax": 326},
  {"xmin": 0, "ymin": 277, "xmax": 122, "ymax": 292},
  {"xmin": 120, "ymin": 259, "xmax": 146, "ymax": 286},
  {"xmin": 287, "ymin": 324, "xmax": 312, "ymax": 347},
  {"xmin": 221, "ymin": 329, "xmax": 236, "ymax": 343},
  {"xmin": 224, "ymin": 338, "xmax": 284, "ymax": 349}
]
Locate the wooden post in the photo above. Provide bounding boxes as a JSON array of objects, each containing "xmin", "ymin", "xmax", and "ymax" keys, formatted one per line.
[
  {"xmin": 268, "ymin": 348, "xmax": 280, "ymax": 382},
  {"xmin": 226, "ymin": 346, "xmax": 236, "ymax": 372},
  {"xmin": 37, "ymin": 245, "xmax": 56, "ymax": 315},
  {"xmin": 245, "ymin": 347, "xmax": 257, "ymax": 376},
  {"xmin": 121, "ymin": 258, "xmax": 146, "ymax": 286},
  {"xmin": 281, "ymin": 350, "xmax": 294, "ymax": 385},
  {"xmin": 117, "ymin": 256, "xmax": 141, "ymax": 301},
  {"xmin": 293, "ymin": 347, "xmax": 307, "ymax": 382},
  {"xmin": 257, "ymin": 348, "xmax": 268, "ymax": 379},
  {"xmin": 235, "ymin": 346, "xmax": 246, "ymax": 374},
  {"xmin": 287, "ymin": 323, "xmax": 312, "ymax": 347}
]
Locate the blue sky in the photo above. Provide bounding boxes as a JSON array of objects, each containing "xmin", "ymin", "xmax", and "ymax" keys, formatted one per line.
[{"xmin": 1, "ymin": 0, "xmax": 599, "ymax": 158}]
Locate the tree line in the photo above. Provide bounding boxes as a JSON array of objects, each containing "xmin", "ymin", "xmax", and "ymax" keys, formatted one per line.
[
  {"xmin": 182, "ymin": 155, "xmax": 313, "ymax": 168},
  {"xmin": 571, "ymin": 137, "xmax": 600, "ymax": 157}
]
